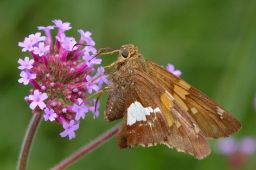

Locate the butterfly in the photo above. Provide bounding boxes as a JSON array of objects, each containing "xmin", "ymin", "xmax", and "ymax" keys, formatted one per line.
[{"xmin": 100, "ymin": 44, "xmax": 241, "ymax": 159}]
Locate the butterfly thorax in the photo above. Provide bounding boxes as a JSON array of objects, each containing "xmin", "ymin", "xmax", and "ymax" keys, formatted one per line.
[{"xmin": 110, "ymin": 53, "xmax": 147, "ymax": 86}]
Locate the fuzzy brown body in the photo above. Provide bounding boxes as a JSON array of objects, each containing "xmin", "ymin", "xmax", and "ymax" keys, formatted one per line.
[
  {"xmin": 105, "ymin": 50, "xmax": 147, "ymax": 120},
  {"xmin": 103, "ymin": 44, "xmax": 241, "ymax": 159}
]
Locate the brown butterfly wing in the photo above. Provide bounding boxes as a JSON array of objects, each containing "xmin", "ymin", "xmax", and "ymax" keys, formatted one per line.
[
  {"xmin": 117, "ymin": 73, "xmax": 169, "ymax": 148},
  {"xmin": 112, "ymin": 70, "xmax": 211, "ymax": 159},
  {"xmin": 147, "ymin": 61, "xmax": 241, "ymax": 138},
  {"xmin": 105, "ymin": 70, "xmax": 170, "ymax": 147},
  {"xmin": 105, "ymin": 59, "xmax": 240, "ymax": 159}
]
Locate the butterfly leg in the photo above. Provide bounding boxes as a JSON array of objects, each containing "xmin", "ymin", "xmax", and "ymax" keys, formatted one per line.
[{"xmin": 104, "ymin": 62, "xmax": 117, "ymax": 69}]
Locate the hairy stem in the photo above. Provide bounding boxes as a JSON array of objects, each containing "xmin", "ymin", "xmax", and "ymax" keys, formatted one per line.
[
  {"xmin": 50, "ymin": 124, "xmax": 120, "ymax": 170},
  {"xmin": 17, "ymin": 113, "xmax": 42, "ymax": 170}
]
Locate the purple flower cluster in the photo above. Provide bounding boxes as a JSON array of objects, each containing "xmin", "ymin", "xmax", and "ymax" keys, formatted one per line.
[
  {"xmin": 218, "ymin": 137, "xmax": 256, "ymax": 155},
  {"xmin": 18, "ymin": 19, "xmax": 109, "ymax": 140},
  {"xmin": 166, "ymin": 64, "xmax": 182, "ymax": 77}
]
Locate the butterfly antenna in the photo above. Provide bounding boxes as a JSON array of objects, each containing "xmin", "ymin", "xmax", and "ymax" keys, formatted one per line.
[
  {"xmin": 72, "ymin": 43, "xmax": 95, "ymax": 51},
  {"xmin": 88, "ymin": 47, "xmax": 120, "ymax": 63}
]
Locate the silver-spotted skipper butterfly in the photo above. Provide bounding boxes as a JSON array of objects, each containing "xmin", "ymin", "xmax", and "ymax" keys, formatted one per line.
[{"xmin": 99, "ymin": 44, "xmax": 241, "ymax": 159}]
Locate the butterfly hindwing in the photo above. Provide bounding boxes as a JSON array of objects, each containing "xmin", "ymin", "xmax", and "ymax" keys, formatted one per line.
[
  {"xmin": 117, "ymin": 73, "xmax": 170, "ymax": 148},
  {"xmin": 166, "ymin": 103, "xmax": 210, "ymax": 159}
]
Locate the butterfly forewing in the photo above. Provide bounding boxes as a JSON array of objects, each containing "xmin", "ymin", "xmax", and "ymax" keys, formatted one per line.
[{"xmin": 147, "ymin": 61, "xmax": 241, "ymax": 138}]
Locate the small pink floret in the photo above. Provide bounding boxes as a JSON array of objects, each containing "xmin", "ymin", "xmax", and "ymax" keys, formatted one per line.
[{"xmin": 28, "ymin": 90, "xmax": 48, "ymax": 110}]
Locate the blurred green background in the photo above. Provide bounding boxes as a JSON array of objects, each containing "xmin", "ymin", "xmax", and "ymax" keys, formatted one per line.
[{"xmin": 0, "ymin": 0, "xmax": 256, "ymax": 169}]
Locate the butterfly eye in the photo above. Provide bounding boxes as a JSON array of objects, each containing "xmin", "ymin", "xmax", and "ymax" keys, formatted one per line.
[{"xmin": 121, "ymin": 49, "xmax": 129, "ymax": 58}]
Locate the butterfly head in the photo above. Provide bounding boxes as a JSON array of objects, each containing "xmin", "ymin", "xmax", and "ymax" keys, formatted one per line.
[
  {"xmin": 119, "ymin": 44, "xmax": 138, "ymax": 59},
  {"xmin": 98, "ymin": 44, "xmax": 138, "ymax": 59},
  {"xmin": 98, "ymin": 44, "xmax": 141, "ymax": 68}
]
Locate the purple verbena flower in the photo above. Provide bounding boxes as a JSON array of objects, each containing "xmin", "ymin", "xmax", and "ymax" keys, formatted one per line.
[
  {"xmin": 217, "ymin": 137, "xmax": 256, "ymax": 169},
  {"xmin": 78, "ymin": 29, "xmax": 95, "ymax": 46},
  {"xmin": 83, "ymin": 55, "xmax": 102, "ymax": 67},
  {"xmin": 18, "ymin": 32, "xmax": 45, "ymax": 52},
  {"xmin": 38, "ymin": 26, "xmax": 54, "ymax": 46},
  {"xmin": 28, "ymin": 90, "xmax": 48, "ymax": 110},
  {"xmin": 63, "ymin": 37, "xmax": 76, "ymax": 51},
  {"xmin": 83, "ymin": 46, "xmax": 99, "ymax": 65},
  {"xmin": 18, "ymin": 19, "xmax": 109, "ymax": 139},
  {"xmin": 53, "ymin": 19, "xmax": 71, "ymax": 32},
  {"xmin": 60, "ymin": 120, "xmax": 79, "ymax": 140},
  {"xmin": 240, "ymin": 137, "xmax": 256, "ymax": 155},
  {"xmin": 85, "ymin": 75, "xmax": 100, "ymax": 94},
  {"xmin": 95, "ymin": 66, "xmax": 110, "ymax": 87},
  {"xmin": 33, "ymin": 42, "xmax": 50, "ymax": 56},
  {"xmin": 18, "ymin": 20, "xmax": 108, "ymax": 139},
  {"xmin": 72, "ymin": 98, "xmax": 89, "ymax": 121},
  {"xmin": 166, "ymin": 64, "xmax": 182, "ymax": 77},
  {"xmin": 18, "ymin": 71, "xmax": 36, "ymax": 85},
  {"xmin": 18, "ymin": 57, "xmax": 34, "ymax": 70},
  {"xmin": 38, "ymin": 26, "xmax": 54, "ymax": 31},
  {"xmin": 218, "ymin": 137, "xmax": 256, "ymax": 156},
  {"xmin": 43, "ymin": 108, "xmax": 58, "ymax": 121},
  {"xmin": 218, "ymin": 138, "xmax": 237, "ymax": 155}
]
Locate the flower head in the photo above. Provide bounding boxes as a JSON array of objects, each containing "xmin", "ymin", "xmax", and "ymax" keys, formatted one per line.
[
  {"xmin": 217, "ymin": 137, "xmax": 256, "ymax": 156},
  {"xmin": 18, "ymin": 20, "xmax": 109, "ymax": 139},
  {"xmin": 218, "ymin": 138, "xmax": 237, "ymax": 155},
  {"xmin": 240, "ymin": 138, "xmax": 256, "ymax": 155},
  {"xmin": 166, "ymin": 64, "xmax": 182, "ymax": 77},
  {"xmin": 217, "ymin": 137, "xmax": 256, "ymax": 169}
]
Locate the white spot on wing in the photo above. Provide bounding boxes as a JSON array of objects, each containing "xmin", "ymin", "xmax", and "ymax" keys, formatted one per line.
[
  {"xmin": 217, "ymin": 106, "xmax": 224, "ymax": 119},
  {"xmin": 127, "ymin": 101, "xmax": 161, "ymax": 126}
]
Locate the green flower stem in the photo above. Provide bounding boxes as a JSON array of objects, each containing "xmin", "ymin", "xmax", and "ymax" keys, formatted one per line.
[
  {"xmin": 17, "ymin": 112, "xmax": 42, "ymax": 170},
  {"xmin": 50, "ymin": 124, "xmax": 120, "ymax": 170}
]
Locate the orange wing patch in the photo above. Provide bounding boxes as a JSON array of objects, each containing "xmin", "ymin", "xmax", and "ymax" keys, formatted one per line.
[
  {"xmin": 160, "ymin": 91, "xmax": 174, "ymax": 127},
  {"xmin": 174, "ymin": 85, "xmax": 189, "ymax": 99},
  {"xmin": 178, "ymin": 79, "xmax": 191, "ymax": 90}
]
